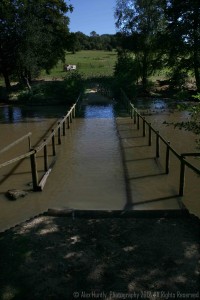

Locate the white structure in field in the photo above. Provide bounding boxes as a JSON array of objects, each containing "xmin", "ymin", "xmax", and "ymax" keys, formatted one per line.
[{"xmin": 63, "ymin": 64, "xmax": 77, "ymax": 71}]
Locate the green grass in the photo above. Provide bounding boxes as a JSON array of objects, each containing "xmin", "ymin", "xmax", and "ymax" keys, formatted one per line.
[{"xmin": 39, "ymin": 50, "xmax": 117, "ymax": 80}]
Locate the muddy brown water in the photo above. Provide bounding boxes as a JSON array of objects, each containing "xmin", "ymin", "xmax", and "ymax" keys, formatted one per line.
[{"xmin": 0, "ymin": 94, "xmax": 199, "ymax": 231}]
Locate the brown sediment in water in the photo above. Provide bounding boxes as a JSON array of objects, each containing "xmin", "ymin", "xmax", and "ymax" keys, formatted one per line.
[{"xmin": 0, "ymin": 91, "xmax": 199, "ymax": 232}]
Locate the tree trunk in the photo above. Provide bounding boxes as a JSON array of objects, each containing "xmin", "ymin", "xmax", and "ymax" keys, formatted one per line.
[
  {"xmin": 19, "ymin": 68, "xmax": 32, "ymax": 91},
  {"xmin": 2, "ymin": 68, "xmax": 11, "ymax": 91},
  {"xmin": 24, "ymin": 76, "xmax": 32, "ymax": 91}
]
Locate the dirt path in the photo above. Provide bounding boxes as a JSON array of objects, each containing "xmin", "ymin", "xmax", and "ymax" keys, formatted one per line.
[{"xmin": 0, "ymin": 214, "xmax": 199, "ymax": 299}]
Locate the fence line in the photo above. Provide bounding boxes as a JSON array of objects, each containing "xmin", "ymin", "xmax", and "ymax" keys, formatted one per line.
[
  {"xmin": 121, "ymin": 89, "xmax": 200, "ymax": 197},
  {"xmin": 0, "ymin": 93, "xmax": 82, "ymax": 191}
]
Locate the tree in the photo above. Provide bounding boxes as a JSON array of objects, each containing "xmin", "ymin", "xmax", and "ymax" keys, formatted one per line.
[
  {"xmin": 0, "ymin": 0, "xmax": 73, "ymax": 90},
  {"xmin": 165, "ymin": 0, "xmax": 200, "ymax": 91},
  {"xmin": 115, "ymin": 0, "xmax": 166, "ymax": 87},
  {"xmin": 0, "ymin": 0, "xmax": 18, "ymax": 89}
]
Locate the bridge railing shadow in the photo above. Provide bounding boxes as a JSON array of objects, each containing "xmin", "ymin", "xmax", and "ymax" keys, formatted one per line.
[{"xmin": 118, "ymin": 90, "xmax": 200, "ymax": 212}]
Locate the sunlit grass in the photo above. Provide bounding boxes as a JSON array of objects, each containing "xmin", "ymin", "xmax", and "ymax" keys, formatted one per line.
[{"xmin": 39, "ymin": 50, "xmax": 117, "ymax": 80}]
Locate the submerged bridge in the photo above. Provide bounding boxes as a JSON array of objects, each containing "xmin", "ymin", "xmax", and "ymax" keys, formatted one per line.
[{"xmin": 0, "ymin": 88, "xmax": 199, "ymax": 231}]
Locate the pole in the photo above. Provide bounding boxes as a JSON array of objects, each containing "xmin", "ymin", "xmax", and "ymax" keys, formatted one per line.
[
  {"xmin": 30, "ymin": 149, "xmax": 38, "ymax": 191},
  {"xmin": 156, "ymin": 131, "xmax": 160, "ymax": 158},
  {"xmin": 165, "ymin": 142, "xmax": 170, "ymax": 174},
  {"xmin": 179, "ymin": 155, "xmax": 186, "ymax": 196}
]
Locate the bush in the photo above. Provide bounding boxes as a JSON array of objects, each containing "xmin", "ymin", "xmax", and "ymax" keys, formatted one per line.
[
  {"xmin": 174, "ymin": 90, "xmax": 191, "ymax": 101},
  {"xmin": 63, "ymin": 71, "xmax": 84, "ymax": 103},
  {"xmin": 113, "ymin": 51, "xmax": 137, "ymax": 99},
  {"xmin": 18, "ymin": 71, "xmax": 84, "ymax": 105}
]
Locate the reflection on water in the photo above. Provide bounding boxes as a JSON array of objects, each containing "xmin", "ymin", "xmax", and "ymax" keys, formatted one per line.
[
  {"xmin": 0, "ymin": 105, "xmax": 68, "ymax": 124},
  {"xmin": 2, "ymin": 106, "xmax": 22, "ymax": 123},
  {"xmin": 135, "ymin": 98, "xmax": 178, "ymax": 110},
  {"xmin": 82, "ymin": 104, "xmax": 114, "ymax": 119}
]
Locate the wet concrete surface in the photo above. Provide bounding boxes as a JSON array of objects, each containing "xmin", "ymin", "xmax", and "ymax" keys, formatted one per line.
[
  {"xmin": 0, "ymin": 93, "xmax": 128, "ymax": 231},
  {"xmin": 0, "ymin": 93, "xmax": 199, "ymax": 231},
  {"xmin": 116, "ymin": 112, "xmax": 200, "ymax": 218}
]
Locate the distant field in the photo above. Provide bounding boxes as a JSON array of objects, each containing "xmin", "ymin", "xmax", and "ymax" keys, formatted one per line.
[{"xmin": 39, "ymin": 50, "xmax": 118, "ymax": 80}]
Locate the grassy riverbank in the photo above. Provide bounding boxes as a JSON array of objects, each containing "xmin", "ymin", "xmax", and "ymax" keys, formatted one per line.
[{"xmin": 0, "ymin": 50, "xmax": 117, "ymax": 103}]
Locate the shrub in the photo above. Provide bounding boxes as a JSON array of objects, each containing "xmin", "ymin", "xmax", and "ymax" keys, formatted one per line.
[
  {"xmin": 113, "ymin": 51, "xmax": 137, "ymax": 99},
  {"xmin": 63, "ymin": 71, "xmax": 84, "ymax": 103},
  {"xmin": 18, "ymin": 71, "xmax": 84, "ymax": 105}
]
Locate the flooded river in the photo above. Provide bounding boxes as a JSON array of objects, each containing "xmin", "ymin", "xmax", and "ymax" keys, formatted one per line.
[{"xmin": 0, "ymin": 95, "xmax": 199, "ymax": 231}]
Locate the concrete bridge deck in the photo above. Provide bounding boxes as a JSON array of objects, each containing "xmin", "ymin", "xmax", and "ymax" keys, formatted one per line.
[
  {"xmin": 0, "ymin": 91, "xmax": 189, "ymax": 231},
  {"xmin": 116, "ymin": 117, "xmax": 183, "ymax": 211}
]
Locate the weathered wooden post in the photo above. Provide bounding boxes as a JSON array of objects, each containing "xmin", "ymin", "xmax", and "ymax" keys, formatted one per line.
[
  {"xmin": 156, "ymin": 131, "xmax": 160, "ymax": 158},
  {"xmin": 143, "ymin": 118, "xmax": 146, "ymax": 137},
  {"xmin": 179, "ymin": 155, "xmax": 186, "ymax": 196},
  {"xmin": 62, "ymin": 117, "xmax": 66, "ymax": 136},
  {"xmin": 134, "ymin": 109, "xmax": 137, "ymax": 124},
  {"xmin": 67, "ymin": 116, "xmax": 70, "ymax": 129},
  {"xmin": 148, "ymin": 123, "xmax": 152, "ymax": 146},
  {"xmin": 44, "ymin": 140, "xmax": 48, "ymax": 171},
  {"xmin": 73, "ymin": 105, "xmax": 76, "ymax": 118},
  {"xmin": 58, "ymin": 122, "xmax": 61, "ymax": 145},
  {"xmin": 51, "ymin": 129, "xmax": 56, "ymax": 156},
  {"xmin": 28, "ymin": 136, "xmax": 32, "ymax": 150},
  {"xmin": 30, "ymin": 149, "xmax": 38, "ymax": 191},
  {"xmin": 137, "ymin": 115, "xmax": 140, "ymax": 130},
  {"xmin": 130, "ymin": 107, "xmax": 133, "ymax": 119},
  {"xmin": 165, "ymin": 141, "xmax": 170, "ymax": 174}
]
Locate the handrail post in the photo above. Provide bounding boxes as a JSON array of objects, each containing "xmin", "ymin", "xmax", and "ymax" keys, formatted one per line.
[
  {"xmin": 28, "ymin": 136, "xmax": 31, "ymax": 150},
  {"xmin": 148, "ymin": 123, "xmax": 152, "ymax": 146},
  {"xmin": 73, "ymin": 106, "xmax": 76, "ymax": 118},
  {"xmin": 58, "ymin": 122, "xmax": 61, "ymax": 145},
  {"xmin": 70, "ymin": 112, "xmax": 73, "ymax": 123},
  {"xmin": 134, "ymin": 109, "xmax": 136, "ymax": 124},
  {"xmin": 130, "ymin": 106, "xmax": 133, "ymax": 119},
  {"xmin": 137, "ymin": 115, "xmax": 140, "ymax": 130},
  {"xmin": 44, "ymin": 139, "xmax": 48, "ymax": 172},
  {"xmin": 156, "ymin": 131, "xmax": 160, "ymax": 158},
  {"xmin": 67, "ymin": 116, "xmax": 70, "ymax": 129},
  {"xmin": 62, "ymin": 117, "xmax": 66, "ymax": 136},
  {"xmin": 30, "ymin": 149, "xmax": 38, "ymax": 191},
  {"xmin": 179, "ymin": 155, "xmax": 186, "ymax": 196},
  {"xmin": 165, "ymin": 141, "xmax": 170, "ymax": 174},
  {"xmin": 143, "ymin": 118, "xmax": 146, "ymax": 137},
  {"xmin": 51, "ymin": 129, "xmax": 56, "ymax": 156}
]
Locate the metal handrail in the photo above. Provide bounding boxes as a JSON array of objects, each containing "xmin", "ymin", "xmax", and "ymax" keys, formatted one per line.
[
  {"xmin": 0, "ymin": 93, "xmax": 82, "ymax": 191},
  {"xmin": 121, "ymin": 89, "xmax": 200, "ymax": 196}
]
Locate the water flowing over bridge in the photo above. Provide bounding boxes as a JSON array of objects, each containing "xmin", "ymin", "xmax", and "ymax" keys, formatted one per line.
[{"xmin": 0, "ymin": 88, "xmax": 199, "ymax": 231}]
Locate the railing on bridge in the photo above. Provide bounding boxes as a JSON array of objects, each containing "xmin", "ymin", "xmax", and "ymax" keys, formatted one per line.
[
  {"xmin": 0, "ymin": 94, "xmax": 82, "ymax": 192},
  {"xmin": 121, "ymin": 89, "xmax": 200, "ymax": 197}
]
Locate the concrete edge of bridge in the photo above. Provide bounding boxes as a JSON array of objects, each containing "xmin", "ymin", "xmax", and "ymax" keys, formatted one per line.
[{"xmin": 46, "ymin": 207, "xmax": 190, "ymax": 219}]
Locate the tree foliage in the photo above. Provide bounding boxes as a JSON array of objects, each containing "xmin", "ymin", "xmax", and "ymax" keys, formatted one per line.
[
  {"xmin": 0, "ymin": 0, "xmax": 73, "ymax": 89},
  {"xmin": 68, "ymin": 31, "xmax": 119, "ymax": 52},
  {"xmin": 114, "ymin": 0, "xmax": 200, "ymax": 91},
  {"xmin": 165, "ymin": 0, "xmax": 200, "ymax": 91},
  {"xmin": 115, "ymin": 0, "xmax": 166, "ymax": 87}
]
